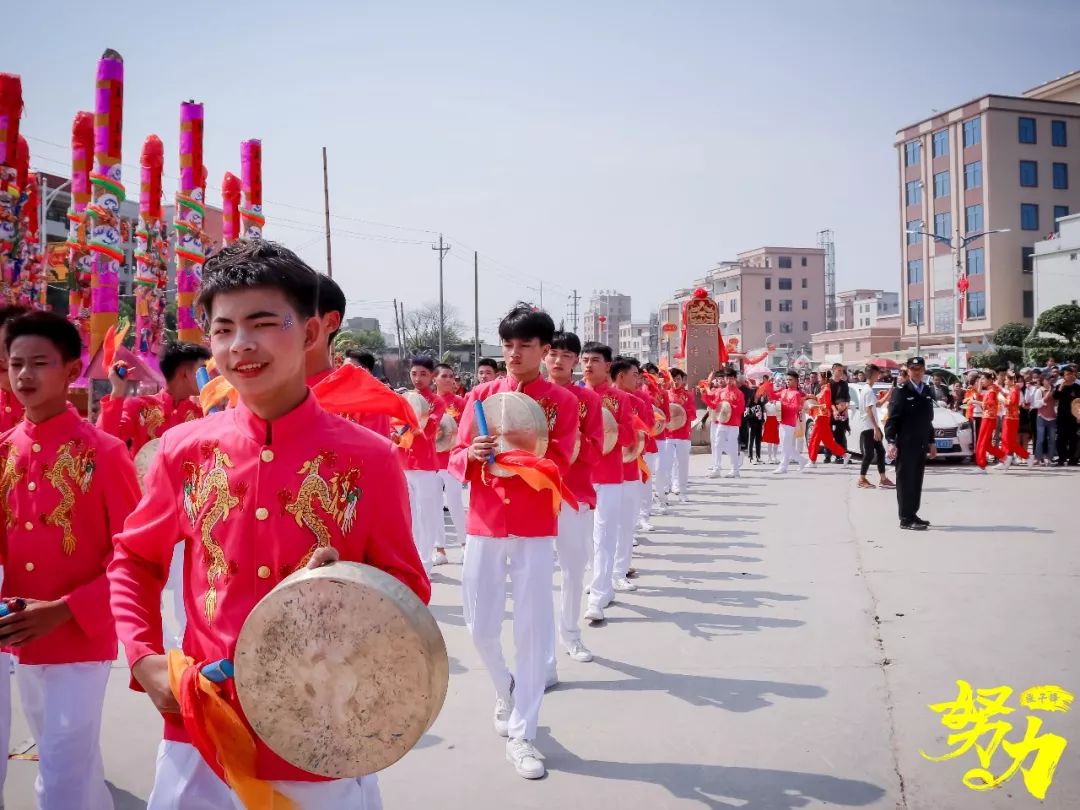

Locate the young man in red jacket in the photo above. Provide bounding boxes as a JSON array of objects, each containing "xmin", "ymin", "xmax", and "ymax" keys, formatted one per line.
[
  {"xmin": 614, "ymin": 358, "xmax": 650, "ymax": 581},
  {"xmin": 398, "ymin": 356, "xmax": 447, "ymax": 575},
  {"xmin": 108, "ymin": 241, "xmax": 427, "ymax": 808},
  {"xmin": 543, "ymin": 331, "xmax": 603, "ymax": 680},
  {"xmin": 666, "ymin": 368, "xmax": 697, "ymax": 500},
  {"xmin": 433, "ymin": 363, "xmax": 467, "ymax": 565},
  {"xmin": 1, "ymin": 311, "xmax": 141, "ymax": 810},
  {"xmin": 448, "ymin": 305, "xmax": 577, "ymax": 780}
]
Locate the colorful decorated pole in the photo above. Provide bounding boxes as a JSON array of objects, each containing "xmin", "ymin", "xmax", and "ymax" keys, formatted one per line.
[
  {"xmin": 0, "ymin": 73, "xmax": 24, "ymax": 302},
  {"xmin": 135, "ymin": 135, "xmax": 167, "ymax": 358},
  {"xmin": 240, "ymin": 139, "xmax": 264, "ymax": 238},
  {"xmin": 22, "ymin": 168, "xmax": 46, "ymax": 309},
  {"xmin": 221, "ymin": 171, "xmax": 240, "ymax": 245},
  {"xmin": 67, "ymin": 111, "xmax": 94, "ymax": 343},
  {"xmin": 88, "ymin": 49, "xmax": 125, "ymax": 359},
  {"xmin": 175, "ymin": 101, "xmax": 206, "ymax": 345}
]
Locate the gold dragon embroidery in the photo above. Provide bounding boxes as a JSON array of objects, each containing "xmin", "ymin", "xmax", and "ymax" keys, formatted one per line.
[
  {"xmin": 538, "ymin": 396, "xmax": 558, "ymax": 432},
  {"xmin": 602, "ymin": 393, "xmax": 619, "ymax": 415},
  {"xmin": 141, "ymin": 405, "xmax": 165, "ymax": 439},
  {"xmin": 42, "ymin": 441, "xmax": 96, "ymax": 554},
  {"xmin": 279, "ymin": 451, "xmax": 363, "ymax": 571},
  {"xmin": 0, "ymin": 443, "xmax": 22, "ymax": 529},
  {"xmin": 183, "ymin": 443, "xmax": 244, "ymax": 622}
]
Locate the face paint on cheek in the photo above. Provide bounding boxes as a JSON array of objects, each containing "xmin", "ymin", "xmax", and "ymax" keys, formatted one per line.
[{"xmin": 282, "ymin": 314, "xmax": 295, "ymax": 331}]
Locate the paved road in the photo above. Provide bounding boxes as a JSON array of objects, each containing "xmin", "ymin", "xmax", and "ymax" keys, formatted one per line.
[{"xmin": 6, "ymin": 455, "xmax": 1079, "ymax": 809}]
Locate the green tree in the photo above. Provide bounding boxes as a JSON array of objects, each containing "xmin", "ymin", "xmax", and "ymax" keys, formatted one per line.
[
  {"xmin": 334, "ymin": 329, "xmax": 386, "ymax": 353},
  {"xmin": 991, "ymin": 322, "xmax": 1028, "ymax": 349},
  {"xmin": 1033, "ymin": 303, "xmax": 1080, "ymax": 344}
]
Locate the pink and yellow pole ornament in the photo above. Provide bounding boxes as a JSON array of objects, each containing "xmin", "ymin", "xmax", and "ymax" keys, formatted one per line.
[
  {"xmin": 135, "ymin": 135, "xmax": 167, "ymax": 357},
  {"xmin": 22, "ymin": 167, "xmax": 46, "ymax": 309},
  {"xmin": 175, "ymin": 101, "xmax": 206, "ymax": 345},
  {"xmin": 67, "ymin": 111, "xmax": 94, "ymax": 343},
  {"xmin": 221, "ymin": 171, "xmax": 240, "ymax": 245},
  {"xmin": 240, "ymin": 139, "xmax": 264, "ymax": 239},
  {"xmin": 0, "ymin": 73, "xmax": 24, "ymax": 302},
  {"xmin": 88, "ymin": 49, "xmax": 125, "ymax": 359}
]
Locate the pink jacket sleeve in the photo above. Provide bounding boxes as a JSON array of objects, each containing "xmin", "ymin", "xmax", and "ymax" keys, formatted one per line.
[
  {"xmin": 447, "ymin": 390, "xmax": 479, "ymax": 485},
  {"xmin": 579, "ymin": 392, "xmax": 603, "ymax": 469},
  {"xmin": 616, "ymin": 392, "xmax": 635, "ymax": 448}
]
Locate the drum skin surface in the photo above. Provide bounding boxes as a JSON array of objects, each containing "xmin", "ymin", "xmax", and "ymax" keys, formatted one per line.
[{"xmin": 667, "ymin": 403, "xmax": 686, "ymax": 432}]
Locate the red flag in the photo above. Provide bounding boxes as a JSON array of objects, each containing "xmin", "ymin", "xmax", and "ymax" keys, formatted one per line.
[{"xmin": 312, "ymin": 365, "xmax": 419, "ymax": 429}]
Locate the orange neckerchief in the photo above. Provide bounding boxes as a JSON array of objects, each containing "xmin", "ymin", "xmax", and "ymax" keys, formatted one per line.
[
  {"xmin": 485, "ymin": 450, "xmax": 577, "ymax": 515},
  {"xmin": 167, "ymin": 650, "xmax": 295, "ymax": 810}
]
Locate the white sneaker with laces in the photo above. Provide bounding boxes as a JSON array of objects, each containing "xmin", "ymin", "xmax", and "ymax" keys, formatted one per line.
[
  {"xmin": 584, "ymin": 605, "xmax": 605, "ymax": 622},
  {"xmin": 994, "ymin": 461, "xmax": 1007, "ymax": 470},
  {"xmin": 493, "ymin": 679, "xmax": 515, "ymax": 737},
  {"xmin": 724, "ymin": 471, "xmax": 740, "ymax": 479},
  {"xmin": 566, "ymin": 640, "xmax": 594, "ymax": 662},
  {"xmin": 432, "ymin": 550, "xmax": 449, "ymax": 566},
  {"xmin": 613, "ymin": 577, "xmax": 637, "ymax": 593},
  {"xmin": 506, "ymin": 738, "xmax": 545, "ymax": 779},
  {"xmin": 637, "ymin": 520, "xmax": 654, "ymax": 532}
]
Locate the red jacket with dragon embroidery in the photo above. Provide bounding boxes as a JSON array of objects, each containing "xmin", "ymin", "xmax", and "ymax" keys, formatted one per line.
[
  {"xmin": 1, "ymin": 404, "xmax": 140, "ymax": 664},
  {"xmin": 435, "ymin": 392, "xmax": 466, "ymax": 470},
  {"xmin": 585, "ymin": 381, "xmax": 636, "ymax": 486},
  {"xmin": 108, "ymin": 393, "xmax": 429, "ymax": 782},
  {"xmin": 97, "ymin": 389, "xmax": 203, "ymax": 455}
]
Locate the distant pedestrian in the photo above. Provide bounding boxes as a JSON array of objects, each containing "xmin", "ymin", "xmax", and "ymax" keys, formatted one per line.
[
  {"xmin": 857, "ymin": 364, "xmax": 894, "ymax": 489},
  {"xmin": 884, "ymin": 356, "xmax": 936, "ymax": 530},
  {"xmin": 1053, "ymin": 365, "xmax": 1080, "ymax": 465}
]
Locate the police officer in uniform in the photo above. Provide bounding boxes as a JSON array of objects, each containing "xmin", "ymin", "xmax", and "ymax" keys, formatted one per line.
[{"xmin": 884, "ymin": 356, "xmax": 936, "ymax": 530}]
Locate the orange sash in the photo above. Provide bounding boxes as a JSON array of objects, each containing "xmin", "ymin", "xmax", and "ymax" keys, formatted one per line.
[{"xmin": 490, "ymin": 450, "xmax": 577, "ymax": 515}]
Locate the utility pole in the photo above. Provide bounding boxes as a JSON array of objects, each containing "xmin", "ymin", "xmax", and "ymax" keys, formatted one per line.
[
  {"xmin": 567, "ymin": 289, "xmax": 580, "ymax": 334},
  {"xmin": 539, "ymin": 281, "xmax": 544, "ymax": 310},
  {"xmin": 432, "ymin": 234, "xmax": 451, "ymax": 357},
  {"xmin": 473, "ymin": 251, "xmax": 480, "ymax": 378},
  {"xmin": 322, "ymin": 147, "xmax": 333, "ymax": 278},
  {"xmin": 398, "ymin": 301, "xmax": 407, "ymax": 356}
]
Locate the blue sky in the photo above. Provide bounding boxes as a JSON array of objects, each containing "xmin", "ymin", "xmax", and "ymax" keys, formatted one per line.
[{"xmin": 10, "ymin": 1, "xmax": 1080, "ymax": 339}]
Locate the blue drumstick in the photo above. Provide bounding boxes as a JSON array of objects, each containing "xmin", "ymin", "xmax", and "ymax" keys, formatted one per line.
[
  {"xmin": 200, "ymin": 658, "xmax": 234, "ymax": 683},
  {"xmin": 195, "ymin": 367, "xmax": 222, "ymax": 414},
  {"xmin": 473, "ymin": 400, "xmax": 496, "ymax": 465}
]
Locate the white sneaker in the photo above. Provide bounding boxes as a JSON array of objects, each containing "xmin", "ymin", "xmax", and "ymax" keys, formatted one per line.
[
  {"xmin": 771, "ymin": 467, "xmax": 787, "ymax": 475},
  {"xmin": 566, "ymin": 640, "xmax": 594, "ymax": 662},
  {"xmin": 632, "ymin": 537, "xmax": 639, "ymax": 546},
  {"xmin": 493, "ymin": 679, "xmax": 514, "ymax": 737},
  {"xmin": 637, "ymin": 520, "xmax": 654, "ymax": 532},
  {"xmin": 653, "ymin": 503, "xmax": 668, "ymax": 515},
  {"xmin": 432, "ymin": 550, "xmax": 449, "ymax": 566},
  {"xmin": 613, "ymin": 578, "xmax": 637, "ymax": 592},
  {"xmin": 799, "ymin": 464, "xmax": 812, "ymax": 473},
  {"xmin": 993, "ymin": 461, "xmax": 1007, "ymax": 470},
  {"xmin": 724, "ymin": 471, "xmax": 740, "ymax": 479},
  {"xmin": 506, "ymin": 738, "xmax": 545, "ymax": 779},
  {"xmin": 707, "ymin": 470, "xmax": 722, "ymax": 479},
  {"xmin": 584, "ymin": 605, "xmax": 605, "ymax": 622},
  {"xmin": 1003, "ymin": 456, "xmax": 1013, "ymax": 470}
]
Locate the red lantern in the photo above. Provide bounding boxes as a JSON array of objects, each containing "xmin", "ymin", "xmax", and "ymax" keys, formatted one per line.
[{"xmin": 662, "ymin": 322, "xmax": 678, "ymax": 334}]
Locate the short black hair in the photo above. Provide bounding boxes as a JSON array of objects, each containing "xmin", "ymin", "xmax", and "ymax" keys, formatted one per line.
[
  {"xmin": 0, "ymin": 305, "xmax": 29, "ymax": 329},
  {"xmin": 787, "ymin": 370, "xmax": 800, "ymax": 380},
  {"xmin": 550, "ymin": 331, "xmax": 582, "ymax": 355},
  {"xmin": 615, "ymin": 355, "xmax": 641, "ymax": 369},
  {"xmin": 434, "ymin": 363, "xmax": 454, "ymax": 374},
  {"xmin": 411, "ymin": 356, "xmax": 435, "ymax": 371},
  {"xmin": 315, "ymin": 274, "xmax": 346, "ymax": 345},
  {"xmin": 610, "ymin": 358, "xmax": 634, "ymax": 380},
  {"xmin": 197, "ymin": 240, "xmax": 320, "ymax": 320},
  {"xmin": 865, "ymin": 363, "xmax": 881, "ymax": 375},
  {"xmin": 4, "ymin": 311, "xmax": 82, "ymax": 362},
  {"xmin": 345, "ymin": 349, "xmax": 375, "ymax": 371},
  {"xmin": 477, "ymin": 357, "xmax": 498, "ymax": 371},
  {"xmin": 642, "ymin": 362, "xmax": 659, "ymax": 375},
  {"xmin": 159, "ymin": 341, "xmax": 211, "ymax": 382},
  {"xmin": 498, "ymin": 303, "xmax": 555, "ymax": 345},
  {"xmin": 580, "ymin": 342, "xmax": 612, "ymax": 363},
  {"xmin": 669, "ymin": 368, "xmax": 686, "ymax": 379}
]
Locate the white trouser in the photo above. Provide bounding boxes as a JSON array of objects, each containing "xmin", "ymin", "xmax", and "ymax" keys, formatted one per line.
[
  {"xmin": 405, "ymin": 470, "xmax": 442, "ymax": 574},
  {"xmin": 462, "ymin": 534, "xmax": 555, "ymax": 741},
  {"xmin": 164, "ymin": 542, "xmax": 187, "ymax": 650},
  {"xmin": 709, "ymin": 421, "xmax": 723, "ymax": 469},
  {"xmin": 776, "ymin": 423, "xmax": 805, "ymax": 471},
  {"xmin": 146, "ymin": 740, "xmax": 380, "ymax": 810},
  {"xmin": 15, "ymin": 661, "xmax": 112, "ymax": 810},
  {"xmin": 670, "ymin": 439, "xmax": 690, "ymax": 494},
  {"xmin": 655, "ymin": 439, "xmax": 674, "ymax": 501},
  {"xmin": 613, "ymin": 480, "xmax": 639, "ymax": 579},
  {"xmin": 551, "ymin": 505, "xmax": 593, "ymax": 666},
  {"xmin": 638, "ymin": 453, "xmax": 658, "ymax": 520},
  {"xmin": 717, "ymin": 425, "xmax": 742, "ymax": 474},
  {"xmin": 0, "ymin": 652, "xmax": 8, "ymax": 802},
  {"xmin": 588, "ymin": 484, "xmax": 624, "ymax": 610},
  {"xmin": 436, "ymin": 469, "xmax": 466, "ymax": 547}
]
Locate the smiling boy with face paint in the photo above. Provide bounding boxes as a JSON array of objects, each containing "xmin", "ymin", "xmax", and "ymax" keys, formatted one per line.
[{"xmin": 108, "ymin": 240, "xmax": 428, "ymax": 808}]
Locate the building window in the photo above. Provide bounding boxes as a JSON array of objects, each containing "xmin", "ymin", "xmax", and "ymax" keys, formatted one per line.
[
  {"xmin": 731, "ymin": 299, "xmax": 737, "ymax": 313},
  {"xmin": 779, "ymin": 300, "xmax": 793, "ymax": 312},
  {"xmin": 778, "ymin": 255, "xmax": 792, "ymax": 268},
  {"xmin": 765, "ymin": 258, "xmax": 771, "ymax": 268},
  {"xmin": 801, "ymin": 257, "xmax": 807, "ymax": 267},
  {"xmin": 904, "ymin": 140, "xmax": 921, "ymax": 166},
  {"xmin": 908, "ymin": 299, "xmax": 924, "ymax": 325},
  {"xmin": 717, "ymin": 300, "xmax": 725, "ymax": 314},
  {"xmin": 963, "ymin": 117, "xmax": 981, "ymax": 147},
  {"xmin": 779, "ymin": 322, "xmax": 793, "ymax": 334},
  {"xmin": 801, "ymin": 277, "xmax": 807, "ymax": 288},
  {"xmin": 764, "ymin": 277, "xmax": 772, "ymax": 290},
  {"xmin": 967, "ymin": 291, "xmax": 986, "ymax": 320},
  {"xmin": 963, "ymin": 161, "xmax": 982, "ymax": 190},
  {"xmin": 1021, "ymin": 203, "xmax": 1039, "ymax": 231},
  {"xmin": 764, "ymin": 299, "xmax": 772, "ymax": 312},
  {"xmin": 802, "ymin": 299, "xmax": 808, "ymax": 310},
  {"xmin": 779, "ymin": 277, "xmax": 792, "ymax": 290},
  {"xmin": 1054, "ymin": 205, "xmax": 1070, "ymax": 228},
  {"xmin": 932, "ymin": 129, "xmax": 949, "ymax": 158},
  {"xmin": 765, "ymin": 320, "xmax": 772, "ymax": 333},
  {"xmin": 933, "ymin": 171, "xmax": 950, "ymax": 198},
  {"xmin": 905, "ymin": 180, "xmax": 922, "ymax": 206},
  {"xmin": 965, "ymin": 204, "xmax": 984, "ymax": 234},
  {"xmin": 967, "ymin": 247, "xmax": 984, "ymax": 276},
  {"xmin": 1052, "ymin": 120, "xmax": 1067, "ymax": 147},
  {"xmin": 1019, "ymin": 160, "xmax": 1038, "ymax": 187},
  {"xmin": 1022, "ymin": 247, "xmax": 1035, "ymax": 274},
  {"xmin": 1018, "ymin": 117, "xmax": 1037, "ymax": 144},
  {"xmin": 907, "ymin": 219, "xmax": 923, "ymax": 244},
  {"xmin": 1023, "ymin": 290, "xmax": 1034, "ymax": 319},
  {"xmin": 934, "ymin": 211, "xmax": 952, "ymax": 238},
  {"xmin": 803, "ymin": 321, "xmax": 809, "ymax": 332},
  {"xmin": 1053, "ymin": 162, "xmax": 1068, "ymax": 189},
  {"xmin": 907, "ymin": 259, "xmax": 923, "ymax": 285}
]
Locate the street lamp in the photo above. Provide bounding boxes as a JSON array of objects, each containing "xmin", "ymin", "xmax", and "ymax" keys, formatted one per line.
[{"xmin": 904, "ymin": 226, "xmax": 1010, "ymax": 372}]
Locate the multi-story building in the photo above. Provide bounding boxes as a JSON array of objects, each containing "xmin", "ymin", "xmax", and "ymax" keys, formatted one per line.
[
  {"xmin": 1033, "ymin": 212, "xmax": 1080, "ymax": 318},
  {"xmin": 583, "ymin": 289, "xmax": 631, "ymax": 348},
  {"xmin": 346, "ymin": 316, "xmax": 381, "ymax": 333},
  {"xmin": 834, "ymin": 289, "xmax": 900, "ymax": 329},
  {"xmin": 895, "ymin": 69, "xmax": 1080, "ymax": 364},
  {"xmin": 811, "ymin": 314, "xmax": 903, "ymax": 365},
  {"xmin": 618, "ymin": 321, "xmax": 653, "ymax": 364}
]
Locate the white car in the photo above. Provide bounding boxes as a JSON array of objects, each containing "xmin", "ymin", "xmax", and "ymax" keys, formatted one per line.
[{"xmin": 803, "ymin": 382, "xmax": 974, "ymax": 461}]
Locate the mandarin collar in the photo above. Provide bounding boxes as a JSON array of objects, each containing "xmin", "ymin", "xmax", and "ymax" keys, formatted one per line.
[
  {"xmin": 233, "ymin": 391, "xmax": 321, "ymax": 446},
  {"xmin": 21, "ymin": 403, "xmax": 83, "ymax": 440},
  {"xmin": 509, "ymin": 374, "xmax": 549, "ymax": 397}
]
